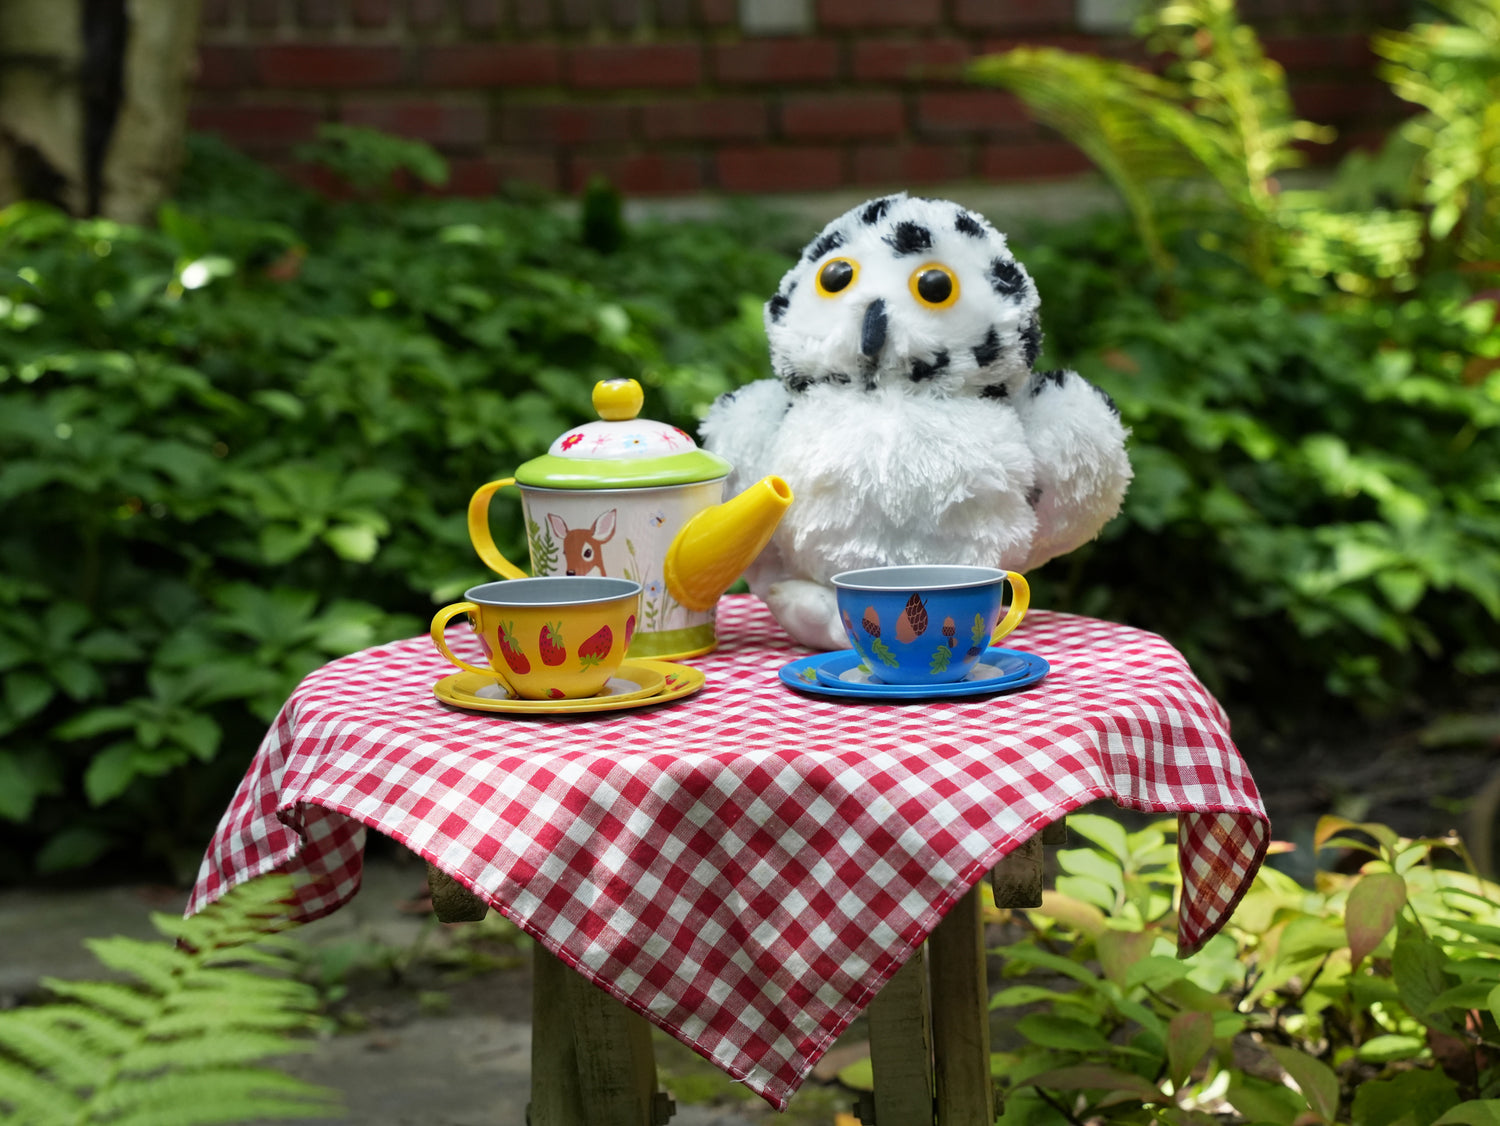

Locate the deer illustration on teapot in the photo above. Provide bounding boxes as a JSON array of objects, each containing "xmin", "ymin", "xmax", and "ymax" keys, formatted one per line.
[{"xmin": 546, "ymin": 510, "xmax": 616, "ymax": 576}]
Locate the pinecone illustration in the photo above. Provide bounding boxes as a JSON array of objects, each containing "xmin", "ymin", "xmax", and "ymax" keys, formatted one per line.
[
  {"xmin": 896, "ymin": 593, "xmax": 929, "ymax": 643},
  {"xmin": 861, "ymin": 606, "xmax": 881, "ymax": 638}
]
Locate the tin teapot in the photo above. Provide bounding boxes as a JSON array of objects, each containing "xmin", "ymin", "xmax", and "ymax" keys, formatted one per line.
[{"xmin": 467, "ymin": 378, "xmax": 792, "ymax": 659}]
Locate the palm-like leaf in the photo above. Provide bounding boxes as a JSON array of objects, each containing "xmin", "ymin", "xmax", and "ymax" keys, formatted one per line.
[{"xmin": 0, "ymin": 875, "xmax": 341, "ymax": 1126}]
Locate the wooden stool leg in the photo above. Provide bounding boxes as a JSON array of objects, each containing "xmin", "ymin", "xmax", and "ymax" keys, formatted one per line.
[
  {"xmin": 990, "ymin": 835, "xmax": 1043, "ymax": 909},
  {"xmin": 564, "ymin": 960, "xmax": 673, "ymax": 1126},
  {"xmin": 866, "ymin": 944, "xmax": 934, "ymax": 1125},
  {"xmin": 426, "ymin": 862, "xmax": 489, "ymax": 922},
  {"xmin": 927, "ymin": 883, "xmax": 993, "ymax": 1126},
  {"xmin": 530, "ymin": 947, "xmax": 587, "ymax": 1126}
]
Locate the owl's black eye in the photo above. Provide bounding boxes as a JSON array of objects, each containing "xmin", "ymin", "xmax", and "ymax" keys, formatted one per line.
[
  {"xmin": 816, "ymin": 257, "xmax": 857, "ymax": 297},
  {"xmin": 911, "ymin": 265, "xmax": 959, "ymax": 308}
]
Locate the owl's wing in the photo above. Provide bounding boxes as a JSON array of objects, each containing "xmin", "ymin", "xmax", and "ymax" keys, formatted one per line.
[
  {"xmin": 698, "ymin": 378, "xmax": 793, "ymax": 496},
  {"xmin": 1012, "ymin": 369, "xmax": 1133, "ymax": 572}
]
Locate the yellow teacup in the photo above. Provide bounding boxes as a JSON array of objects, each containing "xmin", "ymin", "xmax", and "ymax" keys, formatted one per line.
[{"xmin": 430, "ymin": 576, "xmax": 641, "ymax": 700}]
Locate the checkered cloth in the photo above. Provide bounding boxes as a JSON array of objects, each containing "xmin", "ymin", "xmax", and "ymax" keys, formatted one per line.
[{"xmin": 189, "ymin": 595, "xmax": 1268, "ymax": 1110}]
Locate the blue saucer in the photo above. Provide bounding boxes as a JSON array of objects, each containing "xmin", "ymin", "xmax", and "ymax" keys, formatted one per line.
[{"xmin": 779, "ymin": 647, "xmax": 1048, "ymax": 702}]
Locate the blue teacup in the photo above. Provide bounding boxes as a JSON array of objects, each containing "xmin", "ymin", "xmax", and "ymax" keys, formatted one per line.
[{"xmin": 830, "ymin": 565, "xmax": 1031, "ymax": 685}]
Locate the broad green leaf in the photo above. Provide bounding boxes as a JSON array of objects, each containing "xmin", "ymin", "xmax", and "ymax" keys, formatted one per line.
[
  {"xmin": 1019, "ymin": 1064, "xmax": 1162, "ymax": 1104},
  {"xmin": 1031, "ymin": 891, "xmax": 1106, "ymax": 938},
  {"xmin": 1434, "ymin": 1101, "xmax": 1500, "ymax": 1126},
  {"xmin": 836, "ymin": 1057, "xmax": 873, "ymax": 1091},
  {"xmin": 84, "ymin": 742, "xmax": 143, "ymax": 806},
  {"xmin": 1352, "ymin": 1069, "xmax": 1459, "ymax": 1126},
  {"xmin": 322, "ymin": 523, "xmax": 380, "ymax": 562},
  {"xmin": 1315, "ymin": 814, "xmax": 1398, "ymax": 854},
  {"xmin": 1016, "ymin": 1014, "xmax": 1115, "ymax": 1053},
  {"xmin": 1228, "ymin": 1072, "xmax": 1304, "ymax": 1126},
  {"xmin": 1097, "ymin": 928, "xmax": 1155, "ymax": 986},
  {"xmin": 1347, "ymin": 871, "xmax": 1406, "ymax": 965},
  {"xmin": 1064, "ymin": 814, "xmax": 1132, "ymax": 862},
  {"xmin": 5, "ymin": 669, "xmax": 54, "ymax": 722},
  {"xmin": 1394, "ymin": 928, "xmax": 1456, "ymax": 1027},
  {"xmin": 1165, "ymin": 1011, "xmax": 1213, "ymax": 1090},
  {"xmin": 1491, "ymin": 982, "xmax": 1500, "ymax": 1028},
  {"xmin": 36, "ymin": 825, "xmax": 114, "ymax": 873},
  {"xmin": 1267, "ymin": 1045, "xmax": 1339, "ymax": 1123},
  {"xmin": 1355, "ymin": 1034, "xmax": 1427, "ymax": 1063}
]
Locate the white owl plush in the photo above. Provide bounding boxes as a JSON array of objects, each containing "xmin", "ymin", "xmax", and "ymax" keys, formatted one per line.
[{"xmin": 700, "ymin": 193, "xmax": 1133, "ymax": 651}]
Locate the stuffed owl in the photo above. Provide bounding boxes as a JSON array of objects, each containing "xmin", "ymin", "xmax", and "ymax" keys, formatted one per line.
[{"xmin": 700, "ymin": 193, "xmax": 1133, "ymax": 651}]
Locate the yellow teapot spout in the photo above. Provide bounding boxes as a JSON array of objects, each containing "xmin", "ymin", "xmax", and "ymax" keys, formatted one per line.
[{"xmin": 664, "ymin": 476, "xmax": 792, "ymax": 612}]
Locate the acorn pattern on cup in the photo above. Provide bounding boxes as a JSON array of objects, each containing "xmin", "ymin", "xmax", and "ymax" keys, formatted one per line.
[
  {"xmin": 895, "ymin": 593, "xmax": 928, "ymax": 643},
  {"xmin": 861, "ymin": 606, "xmax": 881, "ymax": 637}
]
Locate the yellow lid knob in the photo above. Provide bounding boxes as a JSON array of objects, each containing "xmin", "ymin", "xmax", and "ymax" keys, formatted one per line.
[{"xmin": 593, "ymin": 378, "xmax": 644, "ymax": 422}]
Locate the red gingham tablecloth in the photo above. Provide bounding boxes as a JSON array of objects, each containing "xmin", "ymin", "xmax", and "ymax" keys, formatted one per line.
[{"xmin": 189, "ymin": 595, "xmax": 1268, "ymax": 1110}]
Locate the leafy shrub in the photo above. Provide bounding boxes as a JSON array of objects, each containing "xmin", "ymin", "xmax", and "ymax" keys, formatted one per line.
[
  {"xmin": 0, "ymin": 135, "xmax": 790, "ymax": 879},
  {"xmin": 0, "ymin": 874, "xmax": 340, "ymax": 1125},
  {"xmin": 972, "ymin": 0, "xmax": 1500, "ymax": 715},
  {"xmin": 989, "ymin": 814, "xmax": 1500, "ymax": 1125}
]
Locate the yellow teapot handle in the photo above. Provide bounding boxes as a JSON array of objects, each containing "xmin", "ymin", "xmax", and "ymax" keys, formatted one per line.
[
  {"xmin": 467, "ymin": 478, "xmax": 529, "ymax": 580},
  {"xmin": 989, "ymin": 571, "xmax": 1030, "ymax": 644}
]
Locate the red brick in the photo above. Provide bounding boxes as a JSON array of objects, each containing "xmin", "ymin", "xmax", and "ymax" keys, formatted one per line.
[
  {"xmin": 460, "ymin": 0, "xmax": 502, "ymax": 28},
  {"xmin": 608, "ymin": 0, "xmax": 642, "ymax": 27},
  {"xmin": 1290, "ymin": 80, "xmax": 1401, "ymax": 124},
  {"xmin": 513, "ymin": 0, "xmax": 551, "ymax": 29},
  {"xmin": 247, "ymin": 0, "xmax": 283, "ymax": 27},
  {"xmin": 499, "ymin": 103, "xmax": 633, "ymax": 144},
  {"xmin": 567, "ymin": 151, "xmax": 705, "ymax": 194},
  {"xmin": 277, "ymin": 161, "xmax": 355, "ymax": 198},
  {"xmin": 782, "ymin": 93, "xmax": 904, "ymax": 140},
  {"xmin": 255, "ymin": 46, "xmax": 406, "ymax": 87},
  {"xmin": 189, "ymin": 103, "xmax": 325, "ymax": 150},
  {"xmin": 953, "ymin": 0, "xmax": 1072, "ymax": 32},
  {"xmin": 916, "ymin": 90, "xmax": 1030, "ymax": 136},
  {"xmin": 559, "ymin": 0, "xmax": 593, "ymax": 28},
  {"xmin": 817, "ymin": 0, "xmax": 941, "ymax": 28},
  {"xmin": 852, "ymin": 142, "xmax": 971, "ymax": 185},
  {"xmin": 698, "ymin": 0, "xmax": 735, "ymax": 26},
  {"xmin": 656, "ymin": 0, "xmax": 693, "ymax": 27},
  {"xmin": 568, "ymin": 44, "xmax": 702, "ymax": 88},
  {"xmin": 420, "ymin": 44, "xmax": 562, "ymax": 85},
  {"xmin": 446, "ymin": 154, "xmax": 561, "ymax": 193},
  {"xmin": 712, "ymin": 39, "xmax": 840, "ymax": 84},
  {"xmin": 852, "ymin": 38, "xmax": 970, "ymax": 83},
  {"xmin": 408, "ymin": 0, "xmax": 450, "ymax": 27},
  {"xmin": 639, "ymin": 98, "xmax": 768, "ymax": 142},
  {"xmin": 195, "ymin": 46, "xmax": 246, "ymax": 89},
  {"xmin": 201, "ymin": 0, "xmax": 233, "ymax": 29},
  {"xmin": 978, "ymin": 34, "xmax": 1121, "ymax": 56},
  {"xmin": 340, "ymin": 99, "xmax": 488, "ymax": 148},
  {"xmin": 1261, "ymin": 33, "xmax": 1374, "ymax": 72},
  {"xmin": 299, "ymin": 0, "xmax": 340, "ymax": 25},
  {"xmin": 352, "ymin": 0, "xmax": 395, "ymax": 24},
  {"xmin": 979, "ymin": 140, "xmax": 1094, "ymax": 180},
  {"xmin": 715, "ymin": 145, "xmax": 843, "ymax": 192}
]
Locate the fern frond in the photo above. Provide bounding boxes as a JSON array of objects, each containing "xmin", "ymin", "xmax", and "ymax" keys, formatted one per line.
[
  {"xmin": 0, "ymin": 875, "xmax": 341, "ymax": 1126},
  {"xmin": 94, "ymin": 1067, "xmax": 342, "ymax": 1126},
  {"xmin": 971, "ymin": 47, "xmax": 1202, "ymax": 270}
]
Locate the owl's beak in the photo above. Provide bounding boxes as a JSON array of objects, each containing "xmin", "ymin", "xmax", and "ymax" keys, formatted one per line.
[{"xmin": 860, "ymin": 298, "xmax": 887, "ymax": 363}]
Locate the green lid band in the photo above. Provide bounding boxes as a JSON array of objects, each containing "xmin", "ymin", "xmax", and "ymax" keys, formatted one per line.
[{"xmin": 514, "ymin": 449, "xmax": 732, "ymax": 489}]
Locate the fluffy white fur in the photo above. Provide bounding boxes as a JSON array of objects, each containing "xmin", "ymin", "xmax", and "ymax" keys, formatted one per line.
[{"xmin": 701, "ymin": 193, "xmax": 1133, "ymax": 650}]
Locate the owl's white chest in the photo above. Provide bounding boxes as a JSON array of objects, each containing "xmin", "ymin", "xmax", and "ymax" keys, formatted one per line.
[{"xmin": 766, "ymin": 386, "xmax": 1041, "ymax": 583}]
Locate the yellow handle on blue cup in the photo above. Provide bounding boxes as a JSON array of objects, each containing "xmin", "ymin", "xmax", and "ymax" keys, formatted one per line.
[
  {"xmin": 430, "ymin": 602, "xmax": 502, "ymax": 680},
  {"xmin": 990, "ymin": 571, "xmax": 1030, "ymax": 645},
  {"xmin": 467, "ymin": 478, "xmax": 529, "ymax": 580}
]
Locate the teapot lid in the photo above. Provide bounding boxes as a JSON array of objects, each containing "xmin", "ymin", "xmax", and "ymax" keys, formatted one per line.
[{"xmin": 514, "ymin": 378, "xmax": 730, "ymax": 489}]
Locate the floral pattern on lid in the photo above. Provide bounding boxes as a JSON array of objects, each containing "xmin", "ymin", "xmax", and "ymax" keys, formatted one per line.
[{"xmin": 547, "ymin": 378, "xmax": 701, "ymax": 461}]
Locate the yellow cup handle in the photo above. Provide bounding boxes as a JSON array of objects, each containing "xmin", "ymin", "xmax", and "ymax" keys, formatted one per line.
[
  {"xmin": 989, "ymin": 571, "xmax": 1031, "ymax": 645},
  {"xmin": 467, "ymin": 478, "xmax": 529, "ymax": 580},
  {"xmin": 430, "ymin": 602, "xmax": 499, "ymax": 679}
]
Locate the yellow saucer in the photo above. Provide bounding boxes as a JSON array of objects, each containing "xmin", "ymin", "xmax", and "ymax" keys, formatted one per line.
[{"xmin": 434, "ymin": 660, "xmax": 704, "ymax": 716}]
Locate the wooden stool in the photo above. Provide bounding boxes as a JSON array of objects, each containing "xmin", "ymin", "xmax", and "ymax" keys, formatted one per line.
[{"xmin": 423, "ymin": 817, "xmax": 1065, "ymax": 1126}]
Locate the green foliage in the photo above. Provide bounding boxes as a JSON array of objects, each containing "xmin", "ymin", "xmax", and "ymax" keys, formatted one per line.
[
  {"xmin": 0, "ymin": 874, "xmax": 340, "ymax": 1125},
  {"xmin": 0, "ymin": 134, "xmax": 790, "ymax": 878},
  {"xmin": 970, "ymin": 0, "xmax": 1428, "ymax": 292},
  {"xmin": 1375, "ymin": 0, "xmax": 1500, "ymax": 264},
  {"xmin": 990, "ymin": 815, "xmax": 1500, "ymax": 1125},
  {"xmin": 1019, "ymin": 216, "xmax": 1500, "ymax": 712}
]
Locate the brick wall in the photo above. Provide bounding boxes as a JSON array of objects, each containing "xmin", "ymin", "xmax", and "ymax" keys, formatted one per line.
[{"xmin": 192, "ymin": 0, "xmax": 1411, "ymax": 198}]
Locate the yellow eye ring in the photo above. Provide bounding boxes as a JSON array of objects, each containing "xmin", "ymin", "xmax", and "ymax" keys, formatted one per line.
[
  {"xmin": 815, "ymin": 257, "xmax": 859, "ymax": 297},
  {"xmin": 909, "ymin": 263, "xmax": 960, "ymax": 309}
]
